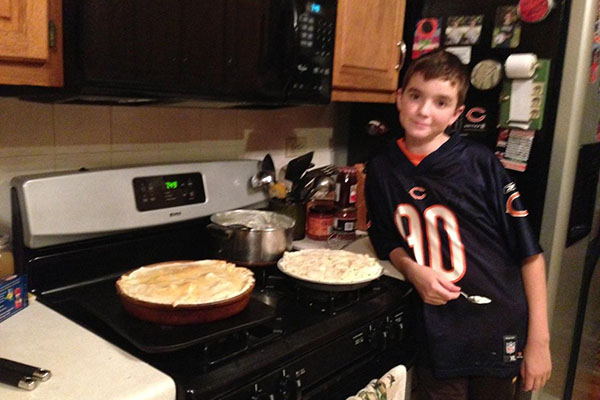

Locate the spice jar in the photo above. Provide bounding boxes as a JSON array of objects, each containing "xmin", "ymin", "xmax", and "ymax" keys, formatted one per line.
[
  {"xmin": 333, "ymin": 207, "xmax": 357, "ymax": 240},
  {"xmin": 334, "ymin": 166, "xmax": 358, "ymax": 208},
  {"xmin": 0, "ymin": 232, "xmax": 14, "ymax": 277},
  {"xmin": 306, "ymin": 203, "xmax": 335, "ymax": 240}
]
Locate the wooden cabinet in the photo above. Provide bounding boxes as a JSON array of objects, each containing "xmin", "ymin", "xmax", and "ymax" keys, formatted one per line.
[
  {"xmin": 0, "ymin": 0, "xmax": 62, "ymax": 86},
  {"xmin": 331, "ymin": 0, "xmax": 406, "ymax": 103}
]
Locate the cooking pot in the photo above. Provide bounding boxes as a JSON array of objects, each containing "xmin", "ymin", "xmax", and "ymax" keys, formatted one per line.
[{"xmin": 207, "ymin": 210, "xmax": 295, "ymax": 266}]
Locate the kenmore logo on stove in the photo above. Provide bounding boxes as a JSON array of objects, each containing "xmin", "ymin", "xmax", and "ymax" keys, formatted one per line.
[{"xmin": 169, "ymin": 212, "xmax": 182, "ymax": 217}]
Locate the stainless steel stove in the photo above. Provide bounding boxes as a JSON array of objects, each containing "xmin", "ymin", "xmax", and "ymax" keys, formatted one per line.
[{"xmin": 11, "ymin": 161, "xmax": 415, "ymax": 400}]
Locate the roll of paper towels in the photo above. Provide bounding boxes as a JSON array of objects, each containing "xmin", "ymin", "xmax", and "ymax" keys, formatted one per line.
[{"xmin": 504, "ymin": 53, "xmax": 538, "ymax": 79}]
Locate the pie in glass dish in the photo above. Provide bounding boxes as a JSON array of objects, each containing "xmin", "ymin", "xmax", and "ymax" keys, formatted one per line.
[{"xmin": 116, "ymin": 260, "xmax": 255, "ymax": 324}]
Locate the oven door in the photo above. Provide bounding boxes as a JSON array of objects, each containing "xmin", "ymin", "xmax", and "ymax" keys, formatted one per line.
[{"xmin": 303, "ymin": 351, "xmax": 414, "ymax": 400}]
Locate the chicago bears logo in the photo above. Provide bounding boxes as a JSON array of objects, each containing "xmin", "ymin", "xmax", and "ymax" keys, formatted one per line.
[
  {"xmin": 506, "ymin": 192, "xmax": 528, "ymax": 217},
  {"xmin": 465, "ymin": 107, "xmax": 486, "ymax": 123},
  {"xmin": 409, "ymin": 186, "xmax": 427, "ymax": 200}
]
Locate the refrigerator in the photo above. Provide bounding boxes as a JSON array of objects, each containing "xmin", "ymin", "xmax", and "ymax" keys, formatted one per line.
[{"xmin": 346, "ymin": 0, "xmax": 600, "ymax": 399}]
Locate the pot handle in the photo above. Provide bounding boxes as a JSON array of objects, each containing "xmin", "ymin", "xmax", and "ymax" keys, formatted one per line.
[{"xmin": 206, "ymin": 223, "xmax": 235, "ymax": 239}]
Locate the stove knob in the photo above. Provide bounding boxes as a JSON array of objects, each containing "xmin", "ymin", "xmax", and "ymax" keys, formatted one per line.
[
  {"xmin": 279, "ymin": 375, "xmax": 300, "ymax": 400},
  {"xmin": 368, "ymin": 328, "xmax": 388, "ymax": 350},
  {"xmin": 389, "ymin": 321, "xmax": 404, "ymax": 343},
  {"xmin": 251, "ymin": 392, "xmax": 272, "ymax": 400}
]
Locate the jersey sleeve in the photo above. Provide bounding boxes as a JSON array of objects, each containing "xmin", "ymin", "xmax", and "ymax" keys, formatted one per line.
[{"xmin": 487, "ymin": 156, "xmax": 542, "ymax": 262}]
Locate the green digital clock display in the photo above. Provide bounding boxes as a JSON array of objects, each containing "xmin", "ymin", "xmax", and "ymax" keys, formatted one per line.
[{"xmin": 165, "ymin": 180, "xmax": 178, "ymax": 190}]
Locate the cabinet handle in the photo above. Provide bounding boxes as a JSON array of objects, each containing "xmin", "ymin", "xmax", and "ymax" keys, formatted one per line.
[
  {"xmin": 48, "ymin": 20, "xmax": 56, "ymax": 48},
  {"xmin": 395, "ymin": 40, "xmax": 407, "ymax": 71}
]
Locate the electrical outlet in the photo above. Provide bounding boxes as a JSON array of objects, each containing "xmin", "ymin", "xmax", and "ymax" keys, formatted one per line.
[{"xmin": 285, "ymin": 137, "xmax": 308, "ymax": 157}]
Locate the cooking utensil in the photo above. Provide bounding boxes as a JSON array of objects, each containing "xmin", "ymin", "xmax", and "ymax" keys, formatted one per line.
[
  {"xmin": 460, "ymin": 291, "xmax": 492, "ymax": 304},
  {"xmin": 116, "ymin": 261, "xmax": 256, "ymax": 325},
  {"xmin": 207, "ymin": 210, "xmax": 295, "ymax": 266},
  {"xmin": 285, "ymin": 152, "xmax": 314, "ymax": 184},
  {"xmin": 0, "ymin": 358, "xmax": 51, "ymax": 382},
  {"xmin": 291, "ymin": 165, "xmax": 337, "ymax": 202},
  {"xmin": 251, "ymin": 154, "xmax": 277, "ymax": 191},
  {"xmin": 0, "ymin": 366, "xmax": 38, "ymax": 390},
  {"xmin": 262, "ymin": 154, "xmax": 275, "ymax": 174},
  {"xmin": 250, "ymin": 170, "xmax": 276, "ymax": 189},
  {"xmin": 302, "ymin": 174, "xmax": 335, "ymax": 202}
]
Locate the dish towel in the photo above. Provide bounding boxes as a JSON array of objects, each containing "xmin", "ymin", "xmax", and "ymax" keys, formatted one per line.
[{"xmin": 346, "ymin": 364, "xmax": 407, "ymax": 400}]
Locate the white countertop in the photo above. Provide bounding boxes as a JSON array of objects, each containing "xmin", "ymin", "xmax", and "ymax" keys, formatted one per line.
[
  {"xmin": 0, "ymin": 299, "xmax": 175, "ymax": 400},
  {"xmin": 293, "ymin": 235, "xmax": 405, "ymax": 281}
]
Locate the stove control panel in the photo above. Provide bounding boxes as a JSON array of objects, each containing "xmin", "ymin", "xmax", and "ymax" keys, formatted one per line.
[
  {"xmin": 133, "ymin": 172, "xmax": 206, "ymax": 211},
  {"xmin": 220, "ymin": 306, "xmax": 410, "ymax": 400}
]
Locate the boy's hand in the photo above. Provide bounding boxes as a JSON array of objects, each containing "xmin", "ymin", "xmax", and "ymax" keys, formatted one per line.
[
  {"xmin": 406, "ymin": 264, "xmax": 461, "ymax": 305},
  {"xmin": 520, "ymin": 339, "xmax": 552, "ymax": 391}
]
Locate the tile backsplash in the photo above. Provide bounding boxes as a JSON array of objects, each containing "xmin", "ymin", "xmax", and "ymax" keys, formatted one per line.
[{"xmin": 0, "ymin": 97, "xmax": 346, "ymax": 232}]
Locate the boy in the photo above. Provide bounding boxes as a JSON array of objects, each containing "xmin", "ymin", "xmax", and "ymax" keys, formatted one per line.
[{"xmin": 365, "ymin": 49, "xmax": 551, "ymax": 399}]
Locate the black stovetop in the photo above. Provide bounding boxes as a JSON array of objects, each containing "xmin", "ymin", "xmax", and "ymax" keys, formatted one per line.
[{"xmin": 36, "ymin": 266, "xmax": 414, "ymax": 399}]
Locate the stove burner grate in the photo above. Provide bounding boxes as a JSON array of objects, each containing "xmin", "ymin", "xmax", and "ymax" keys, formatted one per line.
[{"xmin": 294, "ymin": 281, "xmax": 385, "ymax": 315}]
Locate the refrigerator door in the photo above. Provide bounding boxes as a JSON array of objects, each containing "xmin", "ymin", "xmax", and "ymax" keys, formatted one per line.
[
  {"xmin": 539, "ymin": 0, "xmax": 600, "ymax": 398},
  {"xmin": 564, "ymin": 230, "xmax": 600, "ymax": 399}
]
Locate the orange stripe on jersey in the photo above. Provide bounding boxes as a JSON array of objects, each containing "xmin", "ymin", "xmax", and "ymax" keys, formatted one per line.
[
  {"xmin": 506, "ymin": 192, "xmax": 529, "ymax": 217},
  {"xmin": 397, "ymin": 138, "xmax": 427, "ymax": 166}
]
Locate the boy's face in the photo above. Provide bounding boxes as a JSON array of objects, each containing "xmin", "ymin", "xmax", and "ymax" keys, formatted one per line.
[{"xmin": 397, "ymin": 72, "xmax": 464, "ymax": 144}]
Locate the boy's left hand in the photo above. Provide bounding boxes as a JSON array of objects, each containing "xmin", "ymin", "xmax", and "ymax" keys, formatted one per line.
[{"xmin": 520, "ymin": 339, "xmax": 551, "ymax": 391}]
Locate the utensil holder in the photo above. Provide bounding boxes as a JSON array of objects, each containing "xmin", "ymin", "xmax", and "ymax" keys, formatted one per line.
[{"xmin": 269, "ymin": 199, "xmax": 306, "ymax": 240}]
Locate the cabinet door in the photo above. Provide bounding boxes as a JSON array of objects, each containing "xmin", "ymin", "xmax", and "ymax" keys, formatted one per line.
[
  {"xmin": 0, "ymin": 0, "xmax": 62, "ymax": 86},
  {"xmin": 332, "ymin": 0, "xmax": 406, "ymax": 103}
]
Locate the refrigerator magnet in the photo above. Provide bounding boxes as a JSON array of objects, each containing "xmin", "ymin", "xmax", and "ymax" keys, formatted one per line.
[
  {"xmin": 518, "ymin": 0, "xmax": 554, "ymax": 23},
  {"xmin": 444, "ymin": 15, "xmax": 484, "ymax": 46},
  {"xmin": 492, "ymin": 6, "xmax": 521, "ymax": 49},
  {"xmin": 445, "ymin": 46, "xmax": 471, "ymax": 64},
  {"xmin": 463, "ymin": 107, "xmax": 488, "ymax": 133},
  {"xmin": 412, "ymin": 18, "xmax": 441, "ymax": 59},
  {"xmin": 470, "ymin": 59, "xmax": 503, "ymax": 90}
]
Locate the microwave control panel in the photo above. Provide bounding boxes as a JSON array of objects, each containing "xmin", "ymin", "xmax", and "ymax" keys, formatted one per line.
[
  {"xmin": 289, "ymin": 0, "xmax": 336, "ymax": 102},
  {"xmin": 133, "ymin": 173, "xmax": 206, "ymax": 212}
]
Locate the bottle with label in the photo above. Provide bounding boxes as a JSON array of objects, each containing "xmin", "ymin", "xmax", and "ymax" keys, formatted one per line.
[
  {"xmin": 0, "ymin": 232, "xmax": 14, "ymax": 277},
  {"xmin": 334, "ymin": 166, "xmax": 357, "ymax": 209},
  {"xmin": 332, "ymin": 206, "xmax": 357, "ymax": 240}
]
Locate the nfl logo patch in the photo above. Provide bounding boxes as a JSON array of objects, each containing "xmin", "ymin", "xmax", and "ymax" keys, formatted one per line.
[
  {"xmin": 503, "ymin": 335, "xmax": 518, "ymax": 363},
  {"xmin": 506, "ymin": 340, "xmax": 516, "ymax": 354}
]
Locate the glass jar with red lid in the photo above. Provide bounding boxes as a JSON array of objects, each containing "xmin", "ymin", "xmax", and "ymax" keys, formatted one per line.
[
  {"xmin": 306, "ymin": 203, "xmax": 335, "ymax": 240},
  {"xmin": 334, "ymin": 166, "xmax": 357, "ymax": 209}
]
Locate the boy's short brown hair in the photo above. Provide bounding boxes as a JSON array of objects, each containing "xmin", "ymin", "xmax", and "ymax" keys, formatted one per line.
[{"xmin": 401, "ymin": 49, "xmax": 469, "ymax": 107}]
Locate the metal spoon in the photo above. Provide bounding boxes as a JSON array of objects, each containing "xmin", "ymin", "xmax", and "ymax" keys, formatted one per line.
[
  {"xmin": 460, "ymin": 291, "xmax": 492, "ymax": 304},
  {"xmin": 250, "ymin": 170, "xmax": 276, "ymax": 189},
  {"xmin": 303, "ymin": 175, "xmax": 335, "ymax": 202}
]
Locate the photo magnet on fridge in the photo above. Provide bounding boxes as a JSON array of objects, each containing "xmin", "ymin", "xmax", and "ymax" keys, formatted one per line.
[
  {"xmin": 492, "ymin": 6, "xmax": 522, "ymax": 48},
  {"xmin": 444, "ymin": 15, "xmax": 484, "ymax": 46}
]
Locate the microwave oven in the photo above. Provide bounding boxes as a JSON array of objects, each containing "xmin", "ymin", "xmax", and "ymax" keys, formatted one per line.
[{"xmin": 31, "ymin": 0, "xmax": 337, "ymax": 106}]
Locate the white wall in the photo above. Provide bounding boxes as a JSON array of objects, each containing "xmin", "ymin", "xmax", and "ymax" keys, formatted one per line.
[{"xmin": 0, "ymin": 97, "xmax": 344, "ymax": 232}]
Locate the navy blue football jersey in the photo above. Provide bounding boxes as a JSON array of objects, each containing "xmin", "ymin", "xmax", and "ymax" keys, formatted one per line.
[{"xmin": 366, "ymin": 134, "xmax": 542, "ymax": 379}]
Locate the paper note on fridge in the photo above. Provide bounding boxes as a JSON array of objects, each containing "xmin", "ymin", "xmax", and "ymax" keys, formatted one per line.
[{"xmin": 508, "ymin": 79, "xmax": 535, "ymax": 128}]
